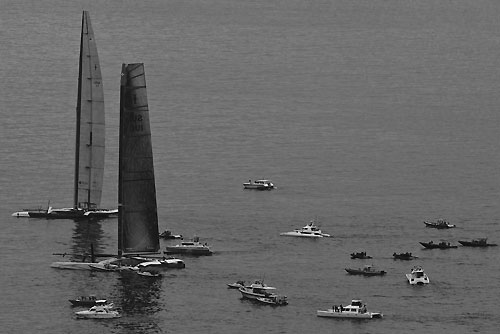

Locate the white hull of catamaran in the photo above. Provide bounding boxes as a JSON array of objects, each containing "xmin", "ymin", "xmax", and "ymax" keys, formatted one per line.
[{"xmin": 50, "ymin": 261, "xmax": 97, "ymax": 270}]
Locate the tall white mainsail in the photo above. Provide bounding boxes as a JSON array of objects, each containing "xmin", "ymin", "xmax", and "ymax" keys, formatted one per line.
[{"xmin": 74, "ymin": 10, "xmax": 105, "ymax": 210}]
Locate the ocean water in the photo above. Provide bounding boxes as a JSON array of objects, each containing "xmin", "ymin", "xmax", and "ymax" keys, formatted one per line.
[{"xmin": 1, "ymin": 0, "xmax": 499, "ymax": 333}]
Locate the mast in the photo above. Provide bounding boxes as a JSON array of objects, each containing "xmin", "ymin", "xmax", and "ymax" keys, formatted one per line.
[
  {"xmin": 73, "ymin": 12, "xmax": 84, "ymax": 209},
  {"xmin": 118, "ymin": 64, "xmax": 126, "ymax": 258}
]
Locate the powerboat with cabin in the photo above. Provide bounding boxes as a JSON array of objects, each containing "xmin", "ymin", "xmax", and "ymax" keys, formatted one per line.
[
  {"xmin": 243, "ymin": 179, "xmax": 275, "ymax": 190},
  {"xmin": 165, "ymin": 237, "xmax": 213, "ymax": 255},
  {"xmin": 345, "ymin": 265, "xmax": 386, "ymax": 276},
  {"xmin": 350, "ymin": 251, "xmax": 372, "ymax": 259},
  {"xmin": 393, "ymin": 252, "xmax": 418, "ymax": 260},
  {"xmin": 406, "ymin": 266, "xmax": 429, "ymax": 285},
  {"xmin": 317, "ymin": 299, "xmax": 382, "ymax": 319},
  {"xmin": 239, "ymin": 281, "xmax": 287, "ymax": 305},
  {"xmin": 420, "ymin": 241, "xmax": 457, "ymax": 249},
  {"xmin": 423, "ymin": 219, "xmax": 455, "ymax": 229},
  {"xmin": 75, "ymin": 305, "xmax": 121, "ymax": 319},
  {"xmin": 280, "ymin": 221, "xmax": 330, "ymax": 238},
  {"xmin": 458, "ymin": 238, "xmax": 497, "ymax": 247}
]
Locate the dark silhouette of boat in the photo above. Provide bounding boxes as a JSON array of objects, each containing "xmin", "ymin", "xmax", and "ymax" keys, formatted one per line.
[
  {"xmin": 69, "ymin": 295, "xmax": 106, "ymax": 307},
  {"xmin": 458, "ymin": 238, "xmax": 497, "ymax": 247},
  {"xmin": 159, "ymin": 230, "xmax": 183, "ymax": 239},
  {"xmin": 420, "ymin": 241, "xmax": 458, "ymax": 249},
  {"xmin": 393, "ymin": 252, "xmax": 418, "ymax": 260},
  {"xmin": 423, "ymin": 219, "xmax": 455, "ymax": 229},
  {"xmin": 350, "ymin": 251, "xmax": 372, "ymax": 259},
  {"xmin": 345, "ymin": 265, "xmax": 386, "ymax": 276}
]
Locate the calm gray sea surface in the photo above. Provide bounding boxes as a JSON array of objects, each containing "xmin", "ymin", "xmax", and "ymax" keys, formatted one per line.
[{"xmin": 1, "ymin": 0, "xmax": 499, "ymax": 333}]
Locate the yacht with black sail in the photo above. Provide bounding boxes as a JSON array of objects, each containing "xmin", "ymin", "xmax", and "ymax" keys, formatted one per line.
[
  {"xmin": 12, "ymin": 11, "xmax": 116, "ymax": 220},
  {"xmin": 52, "ymin": 64, "xmax": 184, "ymax": 271}
]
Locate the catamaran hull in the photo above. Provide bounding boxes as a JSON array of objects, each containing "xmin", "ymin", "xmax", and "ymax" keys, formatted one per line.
[
  {"xmin": 11, "ymin": 211, "xmax": 30, "ymax": 217},
  {"xmin": 12, "ymin": 209, "xmax": 117, "ymax": 220},
  {"xmin": 50, "ymin": 262, "xmax": 97, "ymax": 270}
]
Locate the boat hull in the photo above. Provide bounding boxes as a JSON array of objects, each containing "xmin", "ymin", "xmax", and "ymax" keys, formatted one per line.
[
  {"xmin": 316, "ymin": 310, "xmax": 382, "ymax": 319},
  {"xmin": 14, "ymin": 208, "xmax": 117, "ymax": 220},
  {"xmin": 279, "ymin": 232, "xmax": 324, "ymax": 238},
  {"xmin": 50, "ymin": 261, "xmax": 97, "ymax": 270},
  {"xmin": 75, "ymin": 312, "xmax": 121, "ymax": 319},
  {"xmin": 345, "ymin": 268, "xmax": 386, "ymax": 276},
  {"xmin": 11, "ymin": 211, "xmax": 30, "ymax": 217},
  {"xmin": 406, "ymin": 274, "xmax": 430, "ymax": 285},
  {"xmin": 243, "ymin": 185, "xmax": 274, "ymax": 190},
  {"xmin": 424, "ymin": 222, "xmax": 455, "ymax": 229},
  {"xmin": 256, "ymin": 296, "xmax": 288, "ymax": 306},
  {"xmin": 458, "ymin": 240, "xmax": 497, "ymax": 247},
  {"xmin": 165, "ymin": 247, "xmax": 212, "ymax": 256}
]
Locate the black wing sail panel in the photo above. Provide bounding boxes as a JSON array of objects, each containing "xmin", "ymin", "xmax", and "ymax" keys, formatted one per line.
[{"xmin": 118, "ymin": 63, "xmax": 160, "ymax": 255}]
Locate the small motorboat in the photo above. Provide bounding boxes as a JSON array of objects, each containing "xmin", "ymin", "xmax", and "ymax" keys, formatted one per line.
[
  {"xmin": 420, "ymin": 241, "xmax": 458, "ymax": 249},
  {"xmin": 406, "ymin": 266, "xmax": 429, "ymax": 285},
  {"xmin": 350, "ymin": 251, "xmax": 372, "ymax": 259},
  {"xmin": 255, "ymin": 295, "xmax": 288, "ymax": 306},
  {"xmin": 393, "ymin": 252, "xmax": 418, "ymax": 260},
  {"xmin": 423, "ymin": 219, "xmax": 455, "ymax": 229},
  {"xmin": 159, "ymin": 230, "xmax": 183, "ymax": 240},
  {"xmin": 317, "ymin": 299, "xmax": 382, "ymax": 319},
  {"xmin": 165, "ymin": 236, "xmax": 213, "ymax": 256},
  {"xmin": 239, "ymin": 281, "xmax": 287, "ymax": 305},
  {"xmin": 75, "ymin": 305, "xmax": 121, "ymax": 319},
  {"xmin": 243, "ymin": 179, "xmax": 275, "ymax": 190},
  {"xmin": 280, "ymin": 221, "xmax": 331, "ymax": 238},
  {"xmin": 458, "ymin": 238, "xmax": 497, "ymax": 247},
  {"xmin": 345, "ymin": 265, "xmax": 386, "ymax": 276},
  {"xmin": 227, "ymin": 280, "xmax": 246, "ymax": 289}
]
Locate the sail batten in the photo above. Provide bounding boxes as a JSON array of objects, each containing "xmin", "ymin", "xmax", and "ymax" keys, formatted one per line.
[
  {"xmin": 118, "ymin": 63, "xmax": 160, "ymax": 256},
  {"xmin": 74, "ymin": 11, "xmax": 105, "ymax": 210}
]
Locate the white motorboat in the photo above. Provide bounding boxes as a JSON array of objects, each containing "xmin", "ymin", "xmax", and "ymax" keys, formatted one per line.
[
  {"xmin": 280, "ymin": 221, "xmax": 330, "ymax": 238},
  {"xmin": 239, "ymin": 281, "xmax": 287, "ymax": 304},
  {"xmin": 243, "ymin": 179, "xmax": 275, "ymax": 190},
  {"xmin": 165, "ymin": 237, "xmax": 213, "ymax": 256},
  {"xmin": 406, "ymin": 266, "xmax": 430, "ymax": 285},
  {"xmin": 317, "ymin": 299, "xmax": 383, "ymax": 319},
  {"xmin": 75, "ymin": 305, "xmax": 121, "ymax": 319}
]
